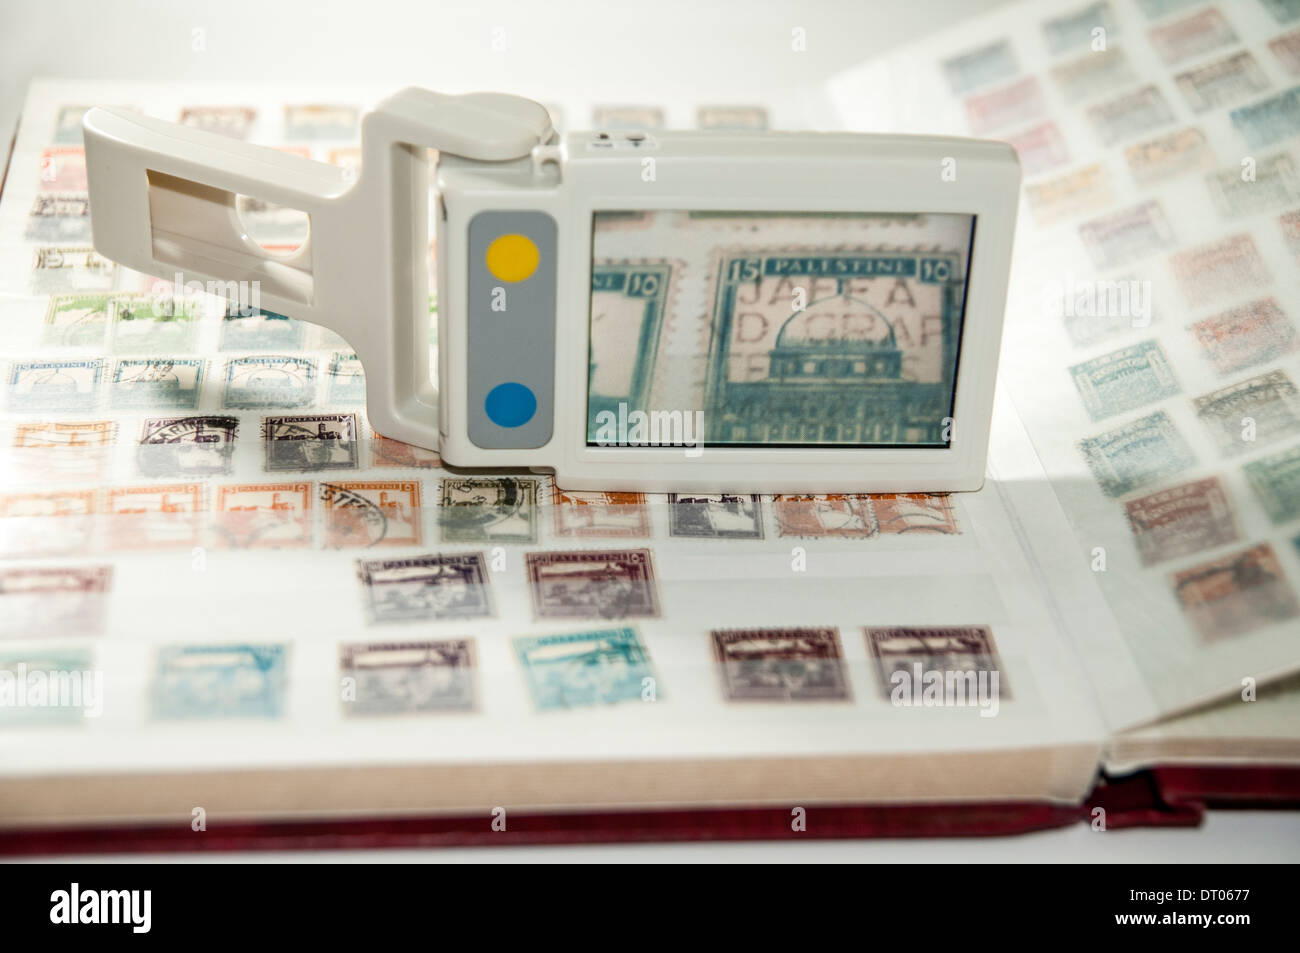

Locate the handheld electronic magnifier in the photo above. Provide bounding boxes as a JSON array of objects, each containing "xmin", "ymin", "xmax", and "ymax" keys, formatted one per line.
[{"xmin": 82, "ymin": 88, "xmax": 1020, "ymax": 492}]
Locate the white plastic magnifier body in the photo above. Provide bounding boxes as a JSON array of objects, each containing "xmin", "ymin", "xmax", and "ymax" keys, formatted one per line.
[{"xmin": 82, "ymin": 87, "xmax": 1020, "ymax": 493}]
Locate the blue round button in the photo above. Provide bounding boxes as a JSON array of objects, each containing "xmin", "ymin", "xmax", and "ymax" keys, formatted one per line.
[{"xmin": 484, "ymin": 382, "xmax": 537, "ymax": 428}]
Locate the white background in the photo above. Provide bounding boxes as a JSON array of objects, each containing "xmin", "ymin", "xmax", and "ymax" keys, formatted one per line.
[{"xmin": 1, "ymin": 0, "xmax": 1298, "ymax": 862}]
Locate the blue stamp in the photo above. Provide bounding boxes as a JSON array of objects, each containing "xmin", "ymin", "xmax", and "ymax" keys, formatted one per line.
[
  {"xmin": 150, "ymin": 643, "xmax": 288, "ymax": 719},
  {"xmin": 940, "ymin": 39, "xmax": 1019, "ymax": 95},
  {"xmin": 1078, "ymin": 410, "xmax": 1196, "ymax": 497},
  {"xmin": 1069, "ymin": 339, "xmax": 1180, "ymax": 421},
  {"xmin": 703, "ymin": 245, "xmax": 968, "ymax": 447},
  {"xmin": 1244, "ymin": 445, "xmax": 1300, "ymax": 524},
  {"xmin": 587, "ymin": 260, "xmax": 675, "ymax": 439},
  {"xmin": 1230, "ymin": 86, "xmax": 1300, "ymax": 150},
  {"xmin": 1043, "ymin": 2, "xmax": 1118, "ymax": 56},
  {"xmin": 110, "ymin": 358, "xmax": 204, "ymax": 410},
  {"xmin": 219, "ymin": 306, "xmax": 307, "ymax": 351},
  {"xmin": 326, "ymin": 351, "xmax": 366, "ymax": 405},
  {"xmin": 7, "ymin": 359, "xmax": 103, "ymax": 413},
  {"xmin": 223, "ymin": 355, "xmax": 316, "ymax": 409},
  {"xmin": 0, "ymin": 648, "xmax": 98, "ymax": 726},
  {"xmin": 513, "ymin": 627, "xmax": 656, "ymax": 711}
]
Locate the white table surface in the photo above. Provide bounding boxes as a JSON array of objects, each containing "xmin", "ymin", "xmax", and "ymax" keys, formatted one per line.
[{"xmin": 1, "ymin": 0, "xmax": 1297, "ymax": 863}]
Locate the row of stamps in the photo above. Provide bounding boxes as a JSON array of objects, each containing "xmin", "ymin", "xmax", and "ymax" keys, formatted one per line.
[
  {"xmin": 1028, "ymin": 145, "xmax": 1300, "ymax": 228},
  {"xmin": 0, "ymin": 624, "xmax": 1008, "ymax": 721},
  {"xmin": 32, "ymin": 290, "xmax": 353, "ymax": 353},
  {"xmin": 4, "ymin": 416, "xmax": 442, "ymax": 481},
  {"xmin": 1076, "ymin": 368, "xmax": 1300, "ymax": 498},
  {"xmin": 1070, "ymin": 342, "xmax": 1300, "ymax": 428},
  {"xmin": 0, "ymin": 479, "xmax": 961, "ymax": 555},
  {"xmin": 4, "ymin": 354, "xmax": 366, "ymax": 413},
  {"xmin": 941, "ymin": 4, "xmax": 1300, "ymax": 100}
]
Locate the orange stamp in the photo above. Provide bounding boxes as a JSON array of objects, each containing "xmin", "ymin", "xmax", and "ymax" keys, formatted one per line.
[
  {"xmin": 104, "ymin": 483, "xmax": 204, "ymax": 549},
  {"xmin": 552, "ymin": 489, "xmax": 651, "ymax": 538},
  {"xmin": 0, "ymin": 489, "xmax": 97, "ymax": 557},
  {"xmin": 214, "ymin": 482, "xmax": 313, "ymax": 549},
  {"xmin": 321, "ymin": 480, "xmax": 422, "ymax": 548}
]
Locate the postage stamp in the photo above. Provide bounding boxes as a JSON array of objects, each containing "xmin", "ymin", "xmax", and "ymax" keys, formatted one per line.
[
  {"xmin": 524, "ymin": 549, "xmax": 660, "ymax": 620},
  {"xmin": 1229, "ymin": 85, "xmax": 1300, "ymax": 150},
  {"xmin": 1148, "ymin": 6, "xmax": 1238, "ymax": 65},
  {"xmin": 696, "ymin": 106, "xmax": 769, "ymax": 130},
  {"xmin": 1085, "ymin": 85, "xmax": 1175, "ymax": 147},
  {"xmin": 340, "ymin": 639, "xmax": 475, "ymax": 715},
  {"xmin": 151, "ymin": 643, "xmax": 288, "ymax": 719},
  {"xmin": 109, "ymin": 294, "xmax": 199, "ymax": 353},
  {"xmin": 1026, "ymin": 163, "xmax": 1113, "ymax": 226},
  {"xmin": 712, "ymin": 627, "xmax": 850, "ymax": 702},
  {"xmin": 513, "ymin": 626, "xmax": 656, "ymax": 710},
  {"xmin": 213, "ymin": 482, "xmax": 313, "ymax": 549},
  {"xmin": 1169, "ymin": 234, "xmax": 1271, "ymax": 307},
  {"xmin": 1206, "ymin": 152, "xmax": 1300, "ymax": 219},
  {"xmin": 864, "ymin": 625, "xmax": 1010, "ymax": 702},
  {"xmin": 41, "ymin": 293, "xmax": 111, "ymax": 347},
  {"xmin": 964, "ymin": 76, "xmax": 1046, "ymax": 136},
  {"xmin": 8, "ymin": 359, "xmax": 103, "ymax": 413},
  {"xmin": 371, "ymin": 432, "xmax": 442, "ymax": 469},
  {"xmin": 941, "ymin": 38, "xmax": 1019, "ymax": 95},
  {"xmin": 1078, "ymin": 411, "xmax": 1197, "ymax": 497},
  {"xmin": 53, "ymin": 104, "xmax": 92, "ymax": 145},
  {"xmin": 1175, "ymin": 51, "xmax": 1271, "ymax": 114},
  {"xmin": 1124, "ymin": 476, "xmax": 1239, "ymax": 566},
  {"xmin": 0, "ymin": 489, "xmax": 97, "ymax": 558},
  {"xmin": 1172, "ymin": 544, "xmax": 1299, "ymax": 643},
  {"xmin": 31, "ymin": 245, "xmax": 117, "ymax": 294},
  {"xmin": 219, "ymin": 307, "xmax": 307, "ymax": 351},
  {"xmin": 587, "ymin": 260, "xmax": 679, "ymax": 435},
  {"xmin": 0, "ymin": 647, "xmax": 97, "ymax": 725},
  {"xmin": 591, "ymin": 106, "xmax": 665, "ymax": 129},
  {"xmin": 104, "ymin": 483, "xmax": 204, "ymax": 550},
  {"xmin": 284, "ymin": 104, "xmax": 359, "ymax": 140},
  {"xmin": 1193, "ymin": 369, "xmax": 1300, "ymax": 456},
  {"xmin": 321, "ymin": 480, "xmax": 422, "ymax": 548},
  {"xmin": 1268, "ymin": 29, "xmax": 1300, "ymax": 76},
  {"xmin": 138, "ymin": 415, "xmax": 238, "ymax": 478},
  {"xmin": 1049, "ymin": 48, "xmax": 1134, "ymax": 104},
  {"xmin": 178, "ymin": 105, "xmax": 256, "ymax": 139},
  {"xmin": 1043, "ymin": 1, "xmax": 1118, "ymax": 55},
  {"xmin": 0, "ymin": 566, "xmax": 112, "ymax": 640},
  {"xmin": 1243, "ymin": 444, "xmax": 1300, "ymax": 524},
  {"xmin": 11, "ymin": 420, "xmax": 115, "ymax": 482},
  {"xmin": 263, "ymin": 413, "xmax": 359, "ymax": 471},
  {"xmin": 667, "ymin": 493, "xmax": 763, "ymax": 539},
  {"xmin": 110, "ymin": 358, "xmax": 204, "ymax": 410},
  {"xmin": 1069, "ymin": 339, "xmax": 1180, "ymax": 421},
  {"xmin": 26, "ymin": 193, "xmax": 90, "ymax": 242},
  {"xmin": 325, "ymin": 351, "xmax": 366, "ymax": 405},
  {"xmin": 223, "ymin": 355, "xmax": 316, "ymax": 409},
  {"xmin": 773, "ymin": 495, "xmax": 879, "ymax": 537},
  {"xmin": 872, "ymin": 493, "xmax": 961, "ymax": 534},
  {"xmin": 438, "ymin": 476, "xmax": 539, "ymax": 543},
  {"xmin": 1189, "ymin": 298, "xmax": 1298, "ymax": 376},
  {"xmin": 1078, "ymin": 201, "xmax": 1175, "ymax": 270},
  {"xmin": 551, "ymin": 490, "xmax": 651, "ymax": 538},
  {"xmin": 356, "ymin": 552, "xmax": 491, "ymax": 623},
  {"xmin": 1004, "ymin": 121, "xmax": 1071, "ymax": 176},
  {"xmin": 1123, "ymin": 127, "xmax": 1216, "ymax": 188}
]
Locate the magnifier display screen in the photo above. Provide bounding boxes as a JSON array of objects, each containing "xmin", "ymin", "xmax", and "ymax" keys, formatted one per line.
[{"xmin": 586, "ymin": 210, "xmax": 975, "ymax": 449}]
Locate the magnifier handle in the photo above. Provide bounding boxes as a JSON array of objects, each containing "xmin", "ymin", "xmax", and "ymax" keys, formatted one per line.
[{"xmin": 83, "ymin": 99, "xmax": 441, "ymax": 451}]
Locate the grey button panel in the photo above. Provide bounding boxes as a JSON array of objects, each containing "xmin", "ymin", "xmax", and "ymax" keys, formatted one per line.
[{"xmin": 467, "ymin": 210, "xmax": 557, "ymax": 449}]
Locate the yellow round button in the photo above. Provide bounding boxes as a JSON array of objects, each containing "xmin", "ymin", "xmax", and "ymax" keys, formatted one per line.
[{"xmin": 485, "ymin": 233, "xmax": 540, "ymax": 283}]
